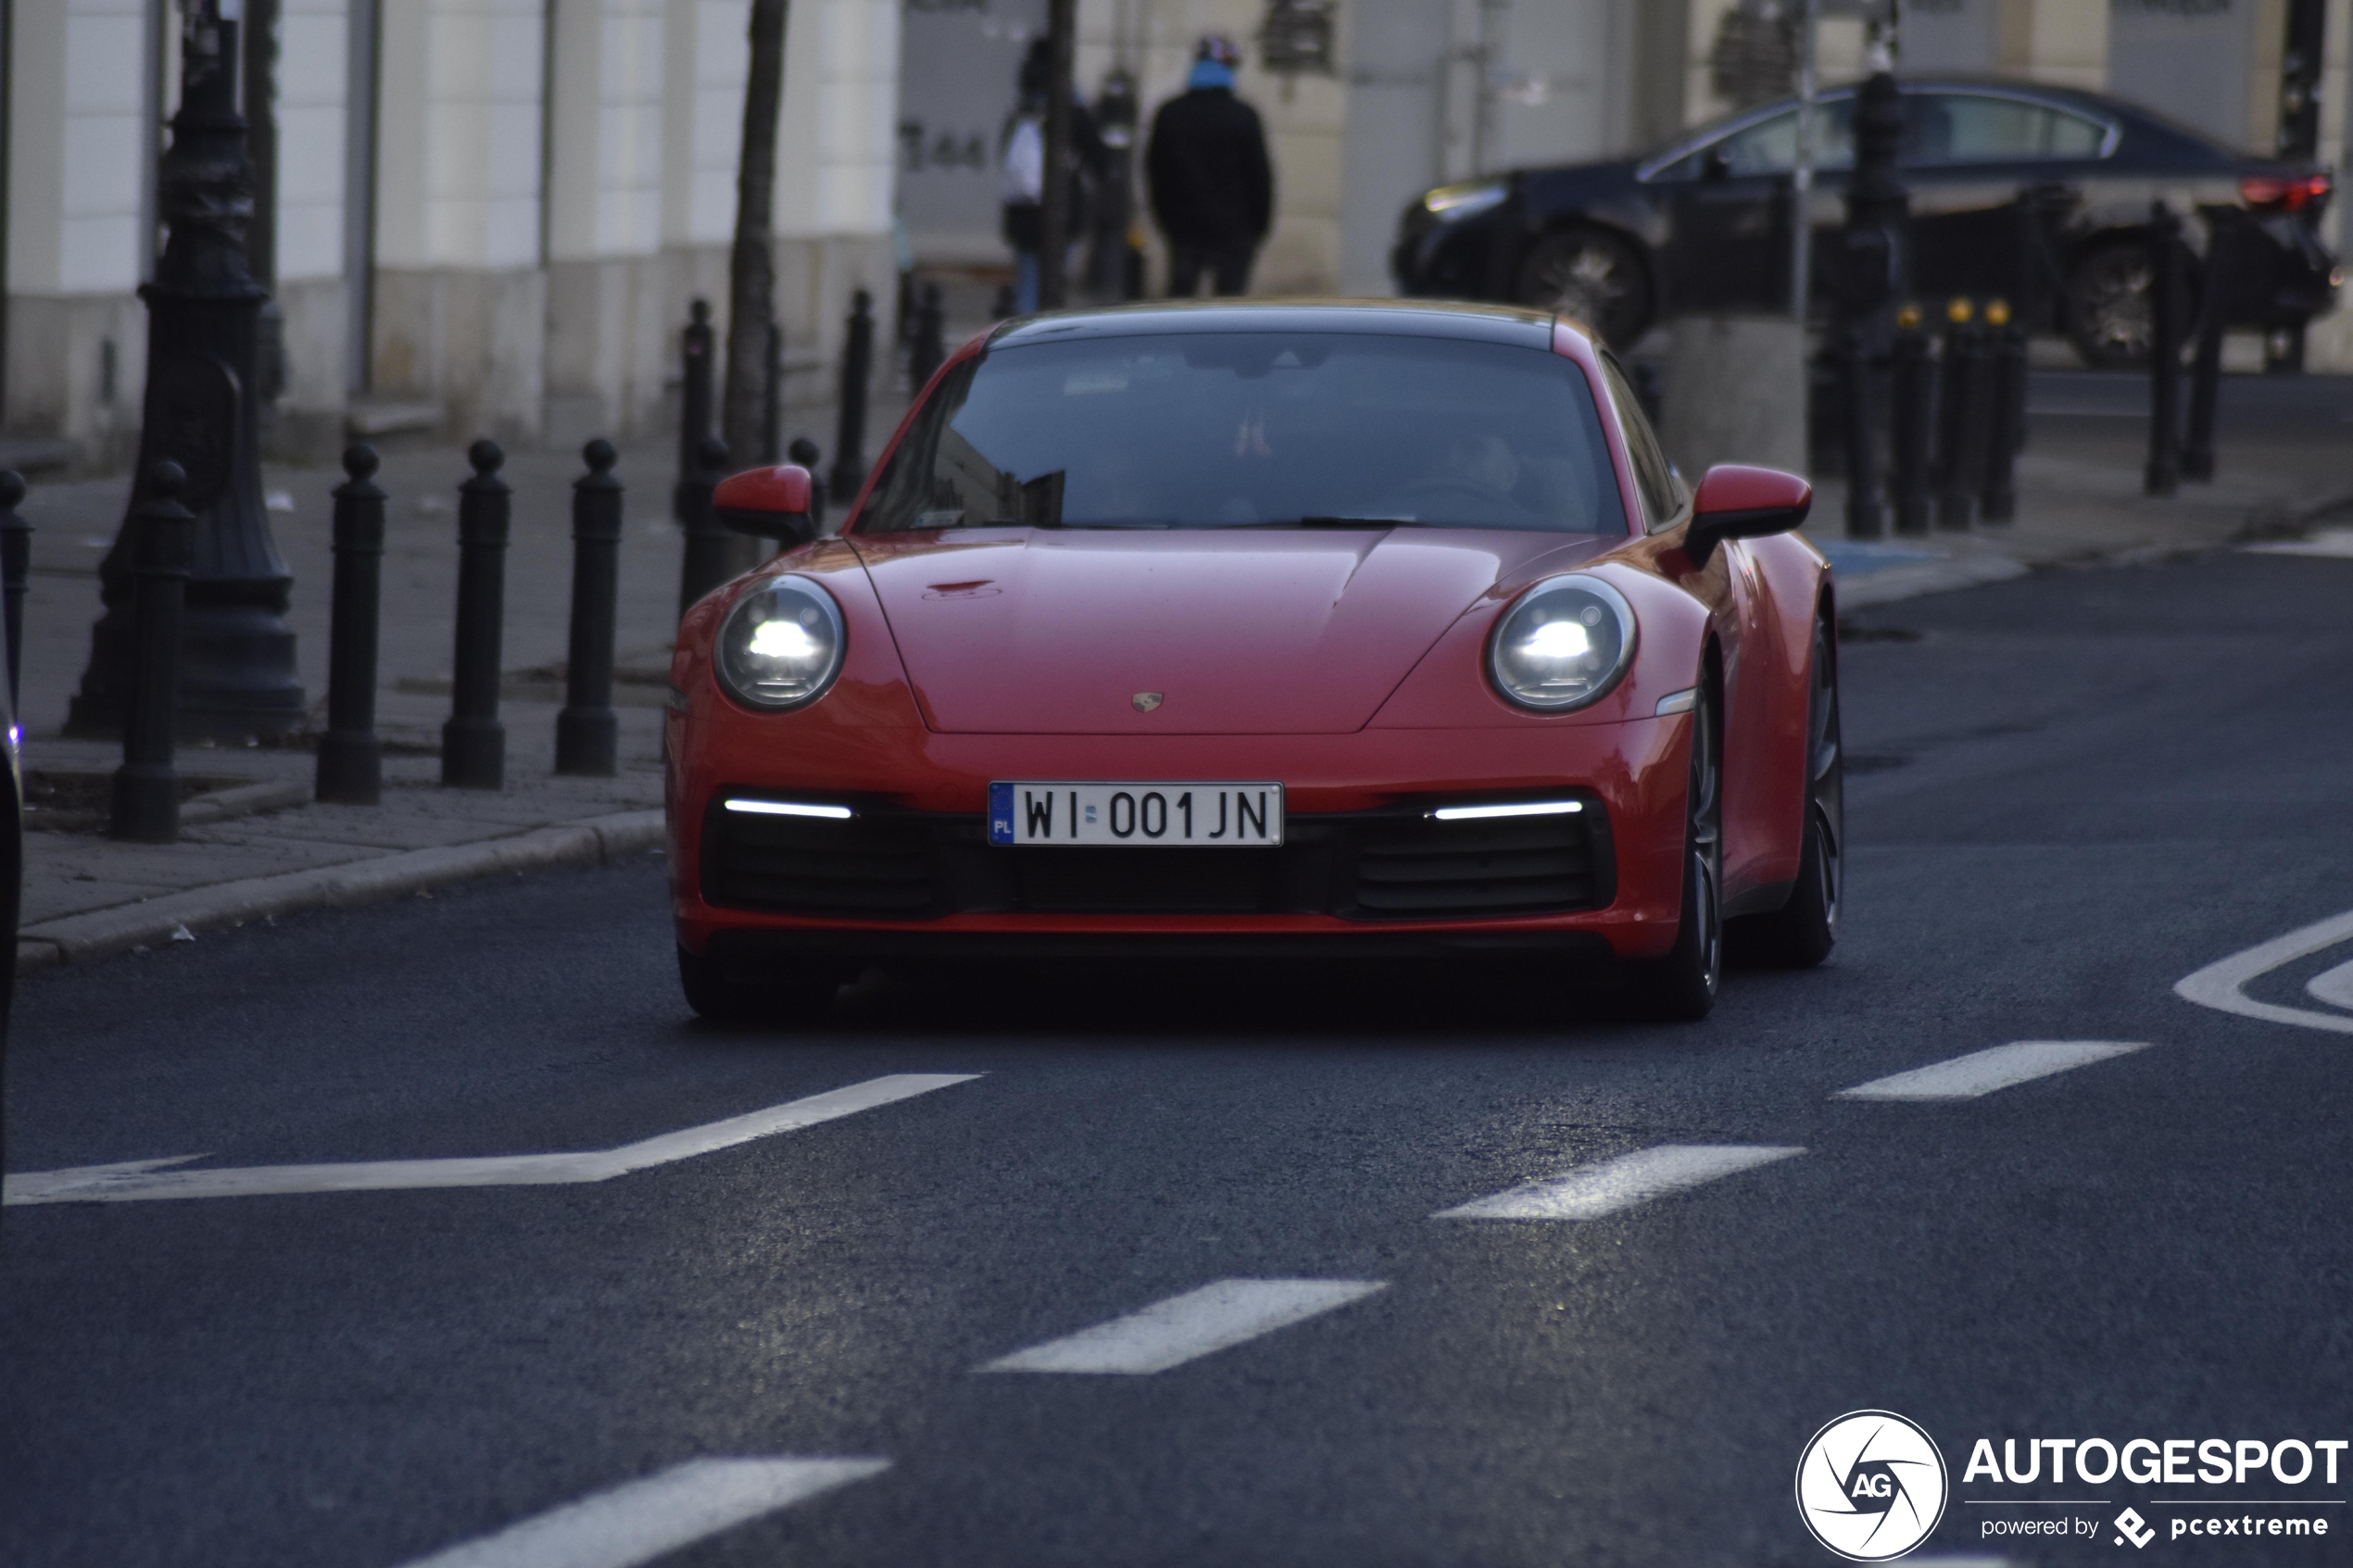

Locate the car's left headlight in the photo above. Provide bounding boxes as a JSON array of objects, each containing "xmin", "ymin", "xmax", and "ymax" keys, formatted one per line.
[
  {"xmin": 715, "ymin": 574, "xmax": 845, "ymax": 710},
  {"xmin": 1488, "ymin": 574, "xmax": 1637, "ymax": 712},
  {"xmin": 1424, "ymin": 180, "xmax": 1509, "ymax": 221}
]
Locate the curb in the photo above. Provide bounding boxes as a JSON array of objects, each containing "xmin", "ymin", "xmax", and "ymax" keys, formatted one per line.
[
  {"xmin": 1833, "ymin": 553, "xmax": 2032, "ymax": 608},
  {"xmin": 16, "ymin": 809, "xmax": 666, "ymax": 977}
]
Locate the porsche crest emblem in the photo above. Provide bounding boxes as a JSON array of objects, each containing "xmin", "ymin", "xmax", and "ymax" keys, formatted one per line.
[{"xmin": 1131, "ymin": 691, "xmax": 1164, "ymax": 713}]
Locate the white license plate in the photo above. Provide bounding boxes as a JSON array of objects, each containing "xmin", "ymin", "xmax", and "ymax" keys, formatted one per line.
[{"xmin": 988, "ymin": 782, "xmax": 1283, "ymax": 847}]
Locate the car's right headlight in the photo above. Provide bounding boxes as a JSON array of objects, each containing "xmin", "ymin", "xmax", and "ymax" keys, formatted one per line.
[
  {"xmin": 1488, "ymin": 575, "xmax": 1637, "ymax": 712},
  {"xmin": 715, "ymin": 574, "xmax": 845, "ymax": 711},
  {"xmin": 1424, "ymin": 180, "xmax": 1509, "ymax": 221}
]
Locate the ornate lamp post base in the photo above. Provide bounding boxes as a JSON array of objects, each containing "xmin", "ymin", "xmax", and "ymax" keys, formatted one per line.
[{"xmin": 64, "ymin": 0, "xmax": 303, "ymax": 744}]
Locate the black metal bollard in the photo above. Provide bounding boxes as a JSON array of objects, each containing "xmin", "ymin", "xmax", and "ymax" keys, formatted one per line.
[
  {"xmin": 1839, "ymin": 321, "xmax": 1885, "ymax": 538},
  {"xmin": 910, "ymin": 282, "xmax": 947, "ymax": 392},
  {"xmin": 0, "ymin": 470, "xmax": 31, "ymax": 713},
  {"xmin": 788, "ymin": 436, "xmax": 827, "ymax": 530},
  {"xmin": 830, "ymin": 289, "xmax": 875, "ymax": 503},
  {"xmin": 316, "ymin": 445, "xmax": 387, "ymax": 805},
  {"xmin": 675, "ymin": 299, "xmax": 715, "ymax": 524},
  {"xmin": 557, "ymin": 440, "xmax": 623, "ymax": 777},
  {"xmin": 1935, "ymin": 299, "xmax": 1989, "ymax": 530},
  {"xmin": 1889, "ymin": 307, "xmax": 1935, "ymax": 537},
  {"xmin": 443, "ymin": 440, "xmax": 511, "ymax": 790},
  {"xmin": 1931, "ymin": 296, "xmax": 1969, "ymax": 495},
  {"xmin": 2145, "ymin": 202, "xmax": 2186, "ymax": 497},
  {"xmin": 2183, "ymin": 207, "xmax": 2245, "ymax": 483},
  {"xmin": 109, "ymin": 463, "xmax": 195, "ymax": 844},
  {"xmin": 677, "ymin": 433, "xmax": 732, "ymax": 621},
  {"xmin": 1980, "ymin": 299, "xmax": 2026, "ymax": 524}
]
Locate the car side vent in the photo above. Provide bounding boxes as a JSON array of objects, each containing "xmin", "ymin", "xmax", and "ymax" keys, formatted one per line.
[
  {"xmin": 705, "ymin": 807, "xmax": 937, "ymax": 916},
  {"xmin": 1351, "ymin": 814, "xmax": 1598, "ymax": 918}
]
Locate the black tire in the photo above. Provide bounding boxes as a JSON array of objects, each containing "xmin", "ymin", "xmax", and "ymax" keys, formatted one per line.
[
  {"xmin": 1734, "ymin": 612, "xmax": 1842, "ymax": 968},
  {"xmin": 2065, "ymin": 240, "xmax": 2158, "ymax": 369},
  {"xmin": 1516, "ymin": 225, "xmax": 1655, "ymax": 348},
  {"xmin": 677, "ymin": 945, "xmax": 846, "ymax": 1024},
  {"xmin": 1629, "ymin": 679, "xmax": 1724, "ymax": 1021}
]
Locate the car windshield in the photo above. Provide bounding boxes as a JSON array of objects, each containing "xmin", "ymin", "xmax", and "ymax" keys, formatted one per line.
[{"xmin": 856, "ymin": 332, "xmax": 1629, "ymax": 535}]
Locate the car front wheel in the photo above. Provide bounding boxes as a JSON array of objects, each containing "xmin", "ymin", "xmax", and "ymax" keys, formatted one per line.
[
  {"xmin": 1733, "ymin": 612, "xmax": 1842, "ymax": 968},
  {"xmin": 1516, "ymin": 225, "xmax": 1655, "ymax": 348},
  {"xmin": 1629, "ymin": 679, "xmax": 1723, "ymax": 1021}
]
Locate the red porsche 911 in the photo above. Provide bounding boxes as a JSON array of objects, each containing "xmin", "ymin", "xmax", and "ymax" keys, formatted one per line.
[{"xmin": 665, "ymin": 301, "xmax": 1840, "ymax": 1022}]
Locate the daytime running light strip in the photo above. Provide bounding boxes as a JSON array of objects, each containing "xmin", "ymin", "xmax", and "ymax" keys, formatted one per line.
[
  {"xmin": 723, "ymin": 799, "xmax": 854, "ymax": 820},
  {"xmin": 1428, "ymin": 800, "xmax": 1584, "ymax": 822}
]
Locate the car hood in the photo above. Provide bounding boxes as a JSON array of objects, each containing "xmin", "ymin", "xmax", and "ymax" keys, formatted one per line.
[{"xmin": 849, "ymin": 528, "xmax": 1612, "ymax": 734}]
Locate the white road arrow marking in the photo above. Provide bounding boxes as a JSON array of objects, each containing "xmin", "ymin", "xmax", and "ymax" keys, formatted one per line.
[
  {"xmin": 1836, "ymin": 1041, "xmax": 2148, "ymax": 1101},
  {"xmin": 394, "ymin": 1456, "xmax": 888, "ymax": 1568},
  {"xmin": 979, "ymin": 1279, "xmax": 1388, "ymax": 1375},
  {"xmin": 1434, "ymin": 1143, "xmax": 1804, "ymax": 1221},
  {"xmin": 3, "ymin": 1073, "xmax": 979, "ymax": 1206},
  {"xmin": 2308, "ymin": 958, "xmax": 2353, "ymax": 1011},
  {"xmin": 2174, "ymin": 908, "xmax": 2353, "ymax": 1035}
]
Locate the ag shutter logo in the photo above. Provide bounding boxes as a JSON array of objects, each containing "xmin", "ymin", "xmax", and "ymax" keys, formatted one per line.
[{"xmin": 1796, "ymin": 1410, "xmax": 1951, "ymax": 1562}]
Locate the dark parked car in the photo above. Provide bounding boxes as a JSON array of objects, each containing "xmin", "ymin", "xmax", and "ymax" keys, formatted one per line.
[{"xmin": 1393, "ymin": 76, "xmax": 2340, "ymax": 368}]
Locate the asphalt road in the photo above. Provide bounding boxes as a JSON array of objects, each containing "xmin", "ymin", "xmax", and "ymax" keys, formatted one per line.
[{"xmin": 6, "ymin": 547, "xmax": 2352, "ymax": 1568}]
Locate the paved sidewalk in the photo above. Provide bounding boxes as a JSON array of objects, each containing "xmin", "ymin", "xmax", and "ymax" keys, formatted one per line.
[
  {"xmin": 1811, "ymin": 370, "xmax": 2353, "ymax": 608},
  {"xmin": 16, "ymin": 437, "xmax": 735, "ymax": 979},
  {"xmin": 11, "ymin": 367, "xmax": 2347, "ymax": 977}
]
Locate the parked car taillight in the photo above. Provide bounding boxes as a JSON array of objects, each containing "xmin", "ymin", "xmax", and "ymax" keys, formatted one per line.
[{"xmin": 2241, "ymin": 171, "xmax": 2332, "ymax": 212}]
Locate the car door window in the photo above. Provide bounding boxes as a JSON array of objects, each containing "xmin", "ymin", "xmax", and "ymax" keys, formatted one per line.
[
  {"xmin": 1600, "ymin": 358, "xmax": 1680, "ymax": 532},
  {"xmin": 1692, "ymin": 101, "xmax": 1856, "ymax": 177},
  {"xmin": 1904, "ymin": 94, "xmax": 2108, "ymax": 165}
]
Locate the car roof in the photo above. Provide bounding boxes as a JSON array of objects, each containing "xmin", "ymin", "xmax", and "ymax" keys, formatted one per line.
[
  {"xmin": 1645, "ymin": 74, "xmax": 2227, "ymax": 168},
  {"xmin": 989, "ymin": 297, "xmax": 1560, "ymax": 352}
]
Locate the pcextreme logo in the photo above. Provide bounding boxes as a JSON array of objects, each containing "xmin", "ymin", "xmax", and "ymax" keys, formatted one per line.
[{"xmin": 1796, "ymin": 1410, "xmax": 1952, "ymax": 1562}]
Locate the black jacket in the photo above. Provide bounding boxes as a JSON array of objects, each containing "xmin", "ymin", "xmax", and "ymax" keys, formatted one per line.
[{"xmin": 1145, "ymin": 88, "xmax": 1272, "ymax": 245}]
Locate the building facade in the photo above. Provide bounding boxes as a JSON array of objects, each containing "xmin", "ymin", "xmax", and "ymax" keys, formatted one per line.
[
  {"xmin": 3, "ymin": 0, "xmax": 902, "ymax": 467},
  {"xmin": 6, "ymin": 0, "xmax": 2349, "ymax": 471}
]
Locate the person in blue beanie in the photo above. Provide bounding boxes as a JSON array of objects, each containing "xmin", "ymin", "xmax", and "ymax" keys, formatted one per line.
[{"xmin": 1145, "ymin": 34, "xmax": 1273, "ymax": 297}]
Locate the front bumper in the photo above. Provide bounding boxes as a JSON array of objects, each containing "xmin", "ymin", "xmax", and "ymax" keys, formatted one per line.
[{"xmin": 668, "ymin": 717, "xmax": 1692, "ymax": 963}]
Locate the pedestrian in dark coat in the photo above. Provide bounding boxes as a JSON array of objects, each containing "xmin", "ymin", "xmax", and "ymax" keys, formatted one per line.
[{"xmin": 1145, "ymin": 34, "xmax": 1273, "ymax": 297}]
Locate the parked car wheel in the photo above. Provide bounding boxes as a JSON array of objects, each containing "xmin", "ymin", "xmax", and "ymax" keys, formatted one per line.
[
  {"xmin": 2065, "ymin": 240, "xmax": 2158, "ymax": 368},
  {"xmin": 1516, "ymin": 225, "xmax": 1655, "ymax": 347}
]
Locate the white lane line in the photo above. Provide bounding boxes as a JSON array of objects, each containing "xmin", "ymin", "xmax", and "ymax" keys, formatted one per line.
[
  {"xmin": 1433, "ymin": 1144, "xmax": 1804, "ymax": 1222},
  {"xmin": 395, "ymin": 1457, "xmax": 888, "ymax": 1568},
  {"xmin": 2175, "ymin": 908, "xmax": 2353, "ymax": 1035},
  {"xmin": 3, "ymin": 1074, "xmax": 980, "ymax": 1206},
  {"xmin": 2308, "ymin": 958, "xmax": 2353, "ymax": 1010},
  {"xmin": 1835, "ymin": 1040, "xmax": 2148, "ymax": 1101},
  {"xmin": 2243, "ymin": 527, "xmax": 2353, "ymax": 558},
  {"xmin": 979, "ymin": 1278, "xmax": 1388, "ymax": 1375}
]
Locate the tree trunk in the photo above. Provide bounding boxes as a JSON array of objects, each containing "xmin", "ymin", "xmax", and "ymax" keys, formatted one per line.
[{"xmin": 724, "ymin": 0, "xmax": 787, "ymax": 472}]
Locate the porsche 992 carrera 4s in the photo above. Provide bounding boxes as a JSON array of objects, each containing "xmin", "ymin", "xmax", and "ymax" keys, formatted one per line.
[{"xmin": 666, "ymin": 301, "xmax": 1843, "ymax": 1022}]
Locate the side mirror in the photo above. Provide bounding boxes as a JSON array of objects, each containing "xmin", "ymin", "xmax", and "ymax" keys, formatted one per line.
[
  {"xmin": 713, "ymin": 464, "xmax": 819, "ymax": 546},
  {"xmin": 1701, "ymin": 145, "xmax": 1732, "ymax": 182},
  {"xmin": 1684, "ymin": 463, "xmax": 1810, "ymax": 569}
]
